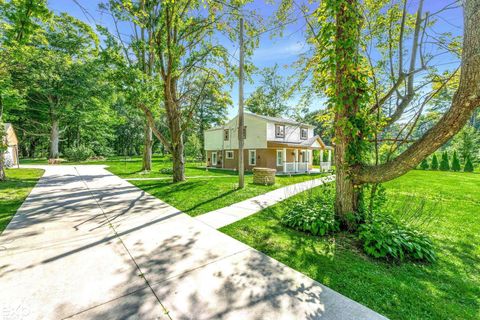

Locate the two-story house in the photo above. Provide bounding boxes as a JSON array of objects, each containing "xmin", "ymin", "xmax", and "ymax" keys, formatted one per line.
[{"xmin": 204, "ymin": 113, "xmax": 332, "ymax": 173}]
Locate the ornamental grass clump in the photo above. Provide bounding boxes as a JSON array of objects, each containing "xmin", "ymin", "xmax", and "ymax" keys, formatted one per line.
[{"xmin": 281, "ymin": 186, "xmax": 338, "ymax": 236}]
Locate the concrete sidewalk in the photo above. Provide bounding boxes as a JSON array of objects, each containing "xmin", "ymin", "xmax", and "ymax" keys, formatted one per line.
[
  {"xmin": 196, "ymin": 175, "xmax": 335, "ymax": 229},
  {"xmin": 0, "ymin": 165, "xmax": 386, "ymax": 320}
]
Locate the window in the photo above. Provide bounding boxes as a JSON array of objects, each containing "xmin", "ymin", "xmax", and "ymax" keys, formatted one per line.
[
  {"xmin": 275, "ymin": 124, "xmax": 285, "ymax": 138},
  {"xmin": 248, "ymin": 150, "xmax": 256, "ymax": 166},
  {"xmin": 211, "ymin": 152, "xmax": 217, "ymax": 165},
  {"xmin": 226, "ymin": 150, "xmax": 234, "ymax": 159},
  {"xmin": 276, "ymin": 150, "xmax": 283, "ymax": 166},
  {"xmin": 224, "ymin": 129, "xmax": 229, "ymax": 141},
  {"xmin": 300, "ymin": 127, "xmax": 308, "ymax": 140}
]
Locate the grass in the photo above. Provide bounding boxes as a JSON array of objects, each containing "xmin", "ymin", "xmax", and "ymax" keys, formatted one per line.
[
  {"xmin": 97, "ymin": 156, "xmax": 328, "ymax": 216},
  {"xmin": 131, "ymin": 173, "xmax": 327, "ymax": 216},
  {"xmin": 221, "ymin": 170, "xmax": 480, "ymax": 320},
  {"xmin": 21, "ymin": 156, "xmax": 328, "ymax": 216},
  {"xmin": 0, "ymin": 168, "xmax": 44, "ymax": 234}
]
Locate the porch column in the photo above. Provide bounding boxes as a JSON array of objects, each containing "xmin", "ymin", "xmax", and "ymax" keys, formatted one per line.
[
  {"xmin": 328, "ymin": 149, "xmax": 332, "ymax": 163},
  {"xmin": 283, "ymin": 148, "xmax": 287, "ymax": 172},
  {"xmin": 320, "ymin": 149, "xmax": 324, "ymax": 163},
  {"xmin": 294, "ymin": 149, "xmax": 298, "ymax": 172}
]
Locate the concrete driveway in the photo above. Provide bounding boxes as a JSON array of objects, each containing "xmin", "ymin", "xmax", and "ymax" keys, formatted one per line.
[{"xmin": 0, "ymin": 165, "xmax": 387, "ymax": 320}]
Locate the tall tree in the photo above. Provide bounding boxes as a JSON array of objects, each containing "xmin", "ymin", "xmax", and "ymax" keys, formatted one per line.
[
  {"xmin": 0, "ymin": 0, "xmax": 51, "ymax": 179},
  {"xmin": 107, "ymin": 0, "xmax": 249, "ymax": 182},
  {"xmin": 246, "ymin": 64, "xmax": 291, "ymax": 117},
  {"xmin": 318, "ymin": 0, "xmax": 479, "ymax": 227}
]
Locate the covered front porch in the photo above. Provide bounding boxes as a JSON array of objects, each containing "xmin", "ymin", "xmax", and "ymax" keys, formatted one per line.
[{"xmin": 268, "ymin": 137, "xmax": 333, "ymax": 174}]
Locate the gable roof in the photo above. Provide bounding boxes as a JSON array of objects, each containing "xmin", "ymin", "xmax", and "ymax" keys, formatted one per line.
[
  {"xmin": 246, "ymin": 113, "xmax": 314, "ymax": 128},
  {"xmin": 267, "ymin": 135, "xmax": 332, "ymax": 149}
]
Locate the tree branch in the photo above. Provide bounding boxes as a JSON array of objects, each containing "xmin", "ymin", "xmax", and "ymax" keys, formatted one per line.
[{"xmin": 354, "ymin": 0, "xmax": 480, "ymax": 184}]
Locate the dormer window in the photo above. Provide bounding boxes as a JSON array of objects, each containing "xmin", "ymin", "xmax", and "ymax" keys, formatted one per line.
[
  {"xmin": 300, "ymin": 127, "xmax": 308, "ymax": 140},
  {"xmin": 275, "ymin": 124, "xmax": 285, "ymax": 138},
  {"xmin": 224, "ymin": 129, "xmax": 229, "ymax": 141}
]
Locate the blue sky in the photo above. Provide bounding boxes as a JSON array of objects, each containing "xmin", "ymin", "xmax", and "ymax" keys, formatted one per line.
[{"xmin": 47, "ymin": 0, "xmax": 464, "ymax": 118}]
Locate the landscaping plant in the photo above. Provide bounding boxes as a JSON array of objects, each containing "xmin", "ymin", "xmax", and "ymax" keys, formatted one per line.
[
  {"xmin": 464, "ymin": 155, "xmax": 474, "ymax": 172},
  {"xmin": 451, "ymin": 151, "xmax": 461, "ymax": 172},
  {"xmin": 63, "ymin": 145, "xmax": 94, "ymax": 162},
  {"xmin": 359, "ymin": 214, "xmax": 436, "ymax": 263},
  {"xmin": 439, "ymin": 151, "xmax": 450, "ymax": 171},
  {"xmin": 430, "ymin": 154, "xmax": 439, "ymax": 170},
  {"xmin": 281, "ymin": 186, "xmax": 338, "ymax": 236},
  {"xmin": 419, "ymin": 158, "xmax": 429, "ymax": 170}
]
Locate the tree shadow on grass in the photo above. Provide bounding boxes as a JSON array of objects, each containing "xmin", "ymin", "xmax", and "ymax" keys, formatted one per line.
[{"xmin": 222, "ymin": 204, "xmax": 480, "ymax": 320}]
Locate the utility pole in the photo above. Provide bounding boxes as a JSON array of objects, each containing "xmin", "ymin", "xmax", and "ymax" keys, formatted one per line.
[{"xmin": 238, "ymin": 17, "xmax": 245, "ymax": 189}]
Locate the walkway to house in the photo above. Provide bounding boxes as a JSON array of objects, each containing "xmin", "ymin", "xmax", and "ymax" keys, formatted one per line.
[
  {"xmin": 196, "ymin": 175, "xmax": 335, "ymax": 229},
  {"xmin": 0, "ymin": 165, "xmax": 386, "ymax": 320}
]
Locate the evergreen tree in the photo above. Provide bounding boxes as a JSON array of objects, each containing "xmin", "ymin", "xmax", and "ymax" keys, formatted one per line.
[
  {"xmin": 451, "ymin": 151, "xmax": 461, "ymax": 171},
  {"xmin": 440, "ymin": 151, "xmax": 450, "ymax": 171},
  {"xmin": 464, "ymin": 155, "xmax": 474, "ymax": 172},
  {"xmin": 431, "ymin": 154, "xmax": 439, "ymax": 170},
  {"xmin": 420, "ymin": 158, "xmax": 429, "ymax": 170}
]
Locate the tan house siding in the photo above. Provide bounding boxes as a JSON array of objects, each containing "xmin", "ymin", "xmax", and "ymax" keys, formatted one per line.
[{"xmin": 206, "ymin": 148, "xmax": 314, "ymax": 172}]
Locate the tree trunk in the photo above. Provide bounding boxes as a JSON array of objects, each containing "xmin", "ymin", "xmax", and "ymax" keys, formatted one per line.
[
  {"xmin": 171, "ymin": 135, "xmax": 185, "ymax": 182},
  {"xmin": 334, "ymin": 121, "xmax": 359, "ymax": 229},
  {"xmin": 50, "ymin": 119, "xmax": 59, "ymax": 159},
  {"xmin": 333, "ymin": 0, "xmax": 362, "ymax": 228},
  {"xmin": 142, "ymin": 122, "xmax": 152, "ymax": 171}
]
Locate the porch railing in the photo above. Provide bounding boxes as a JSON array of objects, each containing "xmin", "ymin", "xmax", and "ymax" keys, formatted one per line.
[
  {"xmin": 320, "ymin": 161, "xmax": 332, "ymax": 171},
  {"xmin": 283, "ymin": 162, "xmax": 309, "ymax": 173}
]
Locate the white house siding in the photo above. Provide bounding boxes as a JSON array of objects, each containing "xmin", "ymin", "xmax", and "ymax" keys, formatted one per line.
[
  {"xmin": 204, "ymin": 128, "xmax": 224, "ymax": 151},
  {"xmin": 204, "ymin": 114, "xmax": 267, "ymax": 151},
  {"xmin": 266, "ymin": 122, "xmax": 314, "ymax": 142}
]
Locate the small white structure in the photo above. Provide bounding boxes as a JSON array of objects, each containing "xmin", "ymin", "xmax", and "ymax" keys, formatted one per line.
[
  {"xmin": 3, "ymin": 123, "xmax": 19, "ymax": 168},
  {"xmin": 204, "ymin": 113, "xmax": 333, "ymax": 173}
]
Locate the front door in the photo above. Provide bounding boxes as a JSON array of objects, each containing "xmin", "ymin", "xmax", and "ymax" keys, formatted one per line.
[{"xmin": 211, "ymin": 152, "xmax": 217, "ymax": 166}]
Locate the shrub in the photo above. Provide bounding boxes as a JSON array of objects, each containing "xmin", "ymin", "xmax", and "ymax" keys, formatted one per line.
[
  {"xmin": 281, "ymin": 186, "xmax": 339, "ymax": 236},
  {"xmin": 419, "ymin": 159, "xmax": 429, "ymax": 170},
  {"xmin": 63, "ymin": 145, "xmax": 94, "ymax": 161},
  {"xmin": 439, "ymin": 151, "xmax": 450, "ymax": 171},
  {"xmin": 451, "ymin": 151, "xmax": 461, "ymax": 172},
  {"xmin": 430, "ymin": 154, "xmax": 439, "ymax": 170},
  {"xmin": 464, "ymin": 155, "xmax": 474, "ymax": 172},
  {"xmin": 160, "ymin": 167, "xmax": 174, "ymax": 174},
  {"xmin": 359, "ymin": 215, "xmax": 436, "ymax": 263}
]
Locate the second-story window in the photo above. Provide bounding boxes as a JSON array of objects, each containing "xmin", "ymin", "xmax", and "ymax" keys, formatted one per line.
[
  {"xmin": 275, "ymin": 124, "xmax": 285, "ymax": 138},
  {"xmin": 300, "ymin": 127, "xmax": 308, "ymax": 140},
  {"xmin": 224, "ymin": 129, "xmax": 229, "ymax": 141}
]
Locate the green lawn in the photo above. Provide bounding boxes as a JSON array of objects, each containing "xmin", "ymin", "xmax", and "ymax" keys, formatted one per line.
[
  {"xmin": 131, "ymin": 173, "xmax": 326, "ymax": 216},
  {"xmin": 20, "ymin": 156, "xmax": 328, "ymax": 216},
  {"xmin": 221, "ymin": 170, "xmax": 480, "ymax": 320},
  {"xmin": 0, "ymin": 168, "xmax": 44, "ymax": 234}
]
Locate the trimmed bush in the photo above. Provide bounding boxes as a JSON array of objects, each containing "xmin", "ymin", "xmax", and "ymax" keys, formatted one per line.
[
  {"xmin": 419, "ymin": 158, "xmax": 429, "ymax": 170},
  {"xmin": 439, "ymin": 151, "xmax": 450, "ymax": 171},
  {"xmin": 451, "ymin": 151, "xmax": 461, "ymax": 172},
  {"xmin": 464, "ymin": 156, "xmax": 474, "ymax": 172},
  {"xmin": 430, "ymin": 154, "xmax": 439, "ymax": 170},
  {"xmin": 359, "ymin": 215, "xmax": 436, "ymax": 263},
  {"xmin": 63, "ymin": 145, "xmax": 94, "ymax": 161},
  {"xmin": 160, "ymin": 167, "xmax": 174, "ymax": 174},
  {"xmin": 281, "ymin": 186, "xmax": 338, "ymax": 236}
]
